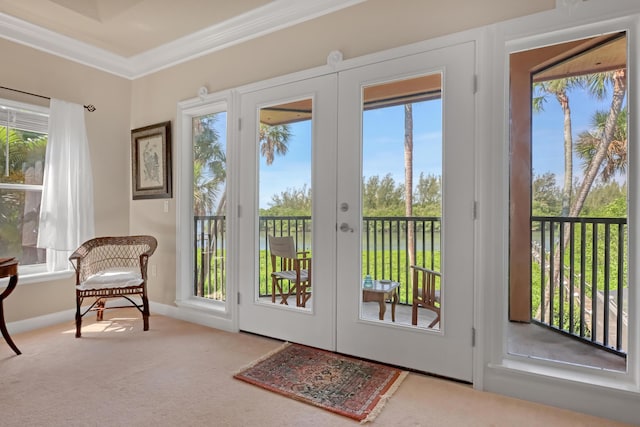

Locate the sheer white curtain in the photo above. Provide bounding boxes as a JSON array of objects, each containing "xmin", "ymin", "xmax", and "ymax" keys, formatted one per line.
[{"xmin": 37, "ymin": 99, "xmax": 95, "ymax": 271}]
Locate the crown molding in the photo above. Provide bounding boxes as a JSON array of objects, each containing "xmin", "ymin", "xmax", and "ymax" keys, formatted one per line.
[
  {"xmin": 0, "ymin": 12, "xmax": 135, "ymax": 78},
  {"xmin": 129, "ymin": 0, "xmax": 366, "ymax": 78},
  {"xmin": 0, "ymin": 0, "xmax": 366, "ymax": 80}
]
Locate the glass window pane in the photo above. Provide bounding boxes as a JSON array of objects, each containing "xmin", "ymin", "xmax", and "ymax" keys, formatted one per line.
[
  {"xmin": 0, "ymin": 102, "xmax": 48, "ymax": 267},
  {"xmin": 360, "ymin": 73, "xmax": 443, "ymax": 329},
  {"xmin": 258, "ymin": 98, "xmax": 313, "ymax": 309},
  {"xmin": 192, "ymin": 112, "xmax": 227, "ymax": 301},
  {"xmin": 0, "ymin": 188, "xmax": 45, "ymax": 263}
]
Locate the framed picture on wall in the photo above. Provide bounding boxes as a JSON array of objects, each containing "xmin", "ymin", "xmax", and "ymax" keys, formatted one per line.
[{"xmin": 131, "ymin": 121, "xmax": 172, "ymax": 199}]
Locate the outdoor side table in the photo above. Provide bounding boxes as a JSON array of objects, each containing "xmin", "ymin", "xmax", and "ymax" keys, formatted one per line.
[
  {"xmin": 0, "ymin": 258, "xmax": 21, "ymax": 355},
  {"xmin": 362, "ymin": 280, "xmax": 400, "ymax": 322}
]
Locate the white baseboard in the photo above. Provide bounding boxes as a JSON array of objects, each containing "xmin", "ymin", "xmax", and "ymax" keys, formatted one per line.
[
  {"xmin": 152, "ymin": 301, "xmax": 236, "ymax": 332},
  {"xmin": 7, "ymin": 300, "xmax": 236, "ymax": 335},
  {"xmin": 7, "ymin": 309, "xmax": 75, "ymax": 335}
]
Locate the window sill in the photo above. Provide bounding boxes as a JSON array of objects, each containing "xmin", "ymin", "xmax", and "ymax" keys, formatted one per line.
[
  {"xmin": 0, "ymin": 269, "xmax": 73, "ymax": 286},
  {"xmin": 175, "ymin": 297, "xmax": 228, "ymax": 315},
  {"xmin": 488, "ymin": 357, "xmax": 639, "ymax": 394}
]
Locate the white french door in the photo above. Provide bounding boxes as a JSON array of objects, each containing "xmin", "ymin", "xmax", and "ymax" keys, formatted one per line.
[
  {"xmin": 237, "ymin": 74, "xmax": 337, "ymax": 350},
  {"xmin": 336, "ymin": 42, "xmax": 476, "ymax": 381},
  {"xmin": 237, "ymin": 42, "xmax": 475, "ymax": 380}
]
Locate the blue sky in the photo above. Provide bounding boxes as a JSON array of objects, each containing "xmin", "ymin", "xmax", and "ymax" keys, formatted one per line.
[
  {"xmin": 254, "ymin": 83, "xmax": 622, "ymax": 209},
  {"xmin": 258, "ymin": 100, "xmax": 443, "ymax": 209},
  {"xmin": 259, "ymin": 120, "xmax": 312, "ymax": 209},
  {"xmin": 532, "ymin": 83, "xmax": 623, "ymax": 183}
]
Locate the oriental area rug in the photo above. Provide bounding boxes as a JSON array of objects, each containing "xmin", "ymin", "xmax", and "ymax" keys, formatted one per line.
[{"xmin": 233, "ymin": 342, "xmax": 408, "ymax": 423}]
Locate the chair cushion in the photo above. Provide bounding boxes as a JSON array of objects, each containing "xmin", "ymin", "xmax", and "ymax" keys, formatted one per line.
[
  {"xmin": 272, "ymin": 270, "xmax": 309, "ymax": 281},
  {"xmin": 77, "ymin": 267, "xmax": 143, "ymax": 291}
]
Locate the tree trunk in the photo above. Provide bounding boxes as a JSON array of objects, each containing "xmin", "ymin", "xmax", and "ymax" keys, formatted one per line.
[
  {"xmin": 404, "ymin": 104, "xmax": 415, "ymax": 267},
  {"xmin": 546, "ymin": 89, "xmax": 573, "ymax": 323},
  {"xmin": 556, "ymin": 90, "xmax": 573, "ymax": 217}
]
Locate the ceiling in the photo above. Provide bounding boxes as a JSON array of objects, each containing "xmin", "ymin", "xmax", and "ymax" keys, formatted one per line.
[
  {"xmin": 0, "ymin": 0, "xmax": 366, "ymax": 78},
  {"xmin": 533, "ymin": 32, "xmax": 626, "ymax": 82}
]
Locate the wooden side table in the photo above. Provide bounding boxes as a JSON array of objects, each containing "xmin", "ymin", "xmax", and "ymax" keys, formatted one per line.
[
  {"xmin": 0, "ymin": 258, "xmax": 21, "ymax": 355},
  {"xmin": 362, "ymin": 280, "xmax": 400, "ymax": 322}
]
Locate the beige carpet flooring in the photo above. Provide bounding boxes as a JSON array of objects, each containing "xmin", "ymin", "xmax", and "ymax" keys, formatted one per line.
[{"xmin": 0, "ymin": 310, "xmax": 632, "ymax": 427}]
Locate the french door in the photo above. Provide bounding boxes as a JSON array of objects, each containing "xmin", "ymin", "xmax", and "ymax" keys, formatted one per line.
[
  {"xmin": 238, "ymin": 42, "xmax": 475, "ymax": 381},
  {"xmin": 336, "ymin": 43, "xmax": 476, "ymax": 382},
  {"xmin": 237, "ymin": 74, "xmax": 337, "ymax": 350}
]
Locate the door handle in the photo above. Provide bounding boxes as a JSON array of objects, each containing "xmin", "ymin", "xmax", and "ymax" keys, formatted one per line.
[{"xmin": 339, "ymin": 223, "xmax": 354, "ymax": 233}]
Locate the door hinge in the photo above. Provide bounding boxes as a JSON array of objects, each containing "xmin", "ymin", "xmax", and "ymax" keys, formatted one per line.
[
  {"xmin": 237, "ymin": 205, "xmax": 242, "ymax": 218},
  {"xmin": 238, "ymin": 118, "xmax": 242, "ymax": 131},
  {"xmin": 472, "ymin": 201, "xmax": 478, "ymax": 220},
  {"xmin": 471, "ymin": 327, "xmax": 476, "ymax": 347},
  {"xmin": 473, "ymin": 74, "xmax": 478, "ymax": 94},
  {"xmin": 237, "ymin": 291, "xmax": 240, "ymax": 305}
]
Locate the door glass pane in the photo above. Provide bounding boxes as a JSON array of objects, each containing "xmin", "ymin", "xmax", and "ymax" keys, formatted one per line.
[
  {"xmin": 360, "ymin": 74, "xmax": 443, "ymax": 329},
  {"xmin": 509, "ymin": 32, "xmax": 628, "ymax": 371},
  {"xmin": 193, "ymin": 112, "xmax": 227, "ymax": 301},
  {"xmin": 258, "ymin": 98, "xmax": 313, "ymax": 310}
]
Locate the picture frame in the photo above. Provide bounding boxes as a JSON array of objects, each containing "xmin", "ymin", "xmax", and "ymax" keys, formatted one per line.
[{"xmin": 131, "ymin": 121, "xmax": 172, "ymax": 199}]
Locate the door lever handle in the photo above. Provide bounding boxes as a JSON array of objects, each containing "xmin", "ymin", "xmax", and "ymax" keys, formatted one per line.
[{"xmin": 339, "ymin": 223, "xmax": 354, "ymax": 233}]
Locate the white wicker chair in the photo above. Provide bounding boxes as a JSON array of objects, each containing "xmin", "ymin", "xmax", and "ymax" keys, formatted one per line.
[{"xmin": 69, "ymin": 236, "xmax": 157, "ymax": 337}]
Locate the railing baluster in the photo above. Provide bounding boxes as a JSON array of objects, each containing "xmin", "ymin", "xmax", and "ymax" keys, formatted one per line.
[
  {"xmin": 603, "ymin": 223, "xmax": 611, "ymax": 347},
  {"xmin": 539, "ymin": 220, "xmax": 546, "ymax": 322},
  {"xmin": 591, "ymin": 224, "xmax": 598, "ymax": 344},
  {"xmin": 430, "ymin": 219, "xmax": 435, "ymax": 270},
  {"xmin": 580, "ymin": 221, "xmax": 586, "ymax": 339},
  {"xmin": 549, "ymin": 220, "xmax": 555, "ymax": 327},
  {"xmin": 559, "ymin": 220, "xmax": 565, "ymax": 330},
  {"xmin": 569, "ymin": 222, "xmax": 575, "ymax": 334},
  {"xmin": 617, "ymin": 222, "xmax": 624, "ymax": 351}
]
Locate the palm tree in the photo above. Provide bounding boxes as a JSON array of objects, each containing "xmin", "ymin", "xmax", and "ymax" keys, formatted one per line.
[
  {"xmin": 568, "ymin": 69, "xmax": 627, "ymax": 217},
  {"xmin": 533, "ymin": 77, "xmax": 582, "ymax": 216},
  {"xmin": 574, "ymin": 108, "xmax": 627, "ymax": 184},
  {"xmin": 259, "ymin": 123, "xmax": 291, "ymax": 165},
  {"xmin": 404, "ymin": 104, "xmax": 415, "ymax": 267},
  {"xmin": 193, "ymin": 114, "xmax": 226, "ymax": 216}
]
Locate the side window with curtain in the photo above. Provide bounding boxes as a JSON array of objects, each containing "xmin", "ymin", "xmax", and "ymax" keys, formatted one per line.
[{"xmin": 0, "ymin": 98, "xmax": 48, "ymax": 271}]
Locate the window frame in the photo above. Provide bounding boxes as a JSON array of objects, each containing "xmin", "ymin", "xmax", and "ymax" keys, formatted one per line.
[
  {"xmin": 175, "ymin": 90, "xmax": 238, "ymax": 331},
  {"xmin": 0, "ymin": 98, "xmax": 51, "ymax": 279}
]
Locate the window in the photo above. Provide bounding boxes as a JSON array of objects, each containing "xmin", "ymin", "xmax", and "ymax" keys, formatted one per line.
[
  {"xmin": 176, "ymin": 94, "xmax": 232, "ymax": 320},
  {"xmin": 193, "ymin": 111, "xmax": 227, "ymax": 301},
  {"xmin": 509, "ymin": 33, "xmax": 628, "ymax": 371},
  {"xmin": 0, "ymin": 99, "xmax": 48, "ymax": 272}
]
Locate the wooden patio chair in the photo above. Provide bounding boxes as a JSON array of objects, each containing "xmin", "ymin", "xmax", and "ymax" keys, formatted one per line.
[
  {"xmin": 69, "ymin": 235, "xmax": 157, "ymax": 338},
  {"xmin": 411, "ymin": 265, "xmax": 441, "ymax": 328},
  {"xmin": 268, "ymin": 235, "xmax": 311, "ymax": 307}
]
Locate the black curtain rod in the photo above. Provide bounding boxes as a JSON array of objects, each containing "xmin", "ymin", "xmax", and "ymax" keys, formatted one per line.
[{"xmin": 0, "ymin": 86, "xmax": 96, "ymax": 112}]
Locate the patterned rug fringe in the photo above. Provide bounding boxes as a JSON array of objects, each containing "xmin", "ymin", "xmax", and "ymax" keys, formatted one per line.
[
  {"xmin": 232, "ymin": 342, "xmax": 291, "ymax": 376},
  {"xmin": 361, "ymin": 370, "xmax": 409, "ymax": 424}
]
